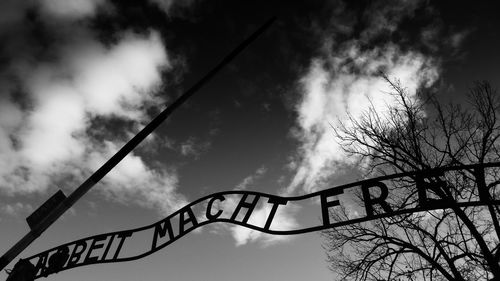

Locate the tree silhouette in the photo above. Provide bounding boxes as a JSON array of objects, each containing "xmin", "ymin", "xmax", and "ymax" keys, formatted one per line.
[{"xmin": 323, "ymin": 77, "xmax": 500, "ymax": 281}]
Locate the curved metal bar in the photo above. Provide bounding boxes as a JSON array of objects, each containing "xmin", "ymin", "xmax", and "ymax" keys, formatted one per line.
[{"xmin": 25, "ymin": 162, "xmax": 500, "ymax": 278}]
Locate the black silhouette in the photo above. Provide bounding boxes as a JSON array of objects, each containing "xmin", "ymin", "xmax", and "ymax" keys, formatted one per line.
[
  {"xmin": 323, "ymin": 77, "xmax": 500, "ymax": 281},
  {"xmin": 5, "ymin": 259, "xmax": 36, "ymax": 281},
  {"xmin": 45, "ymin": 246, "xmax": 69, "ymax": 275},
  {"xmin": 16, "ymin": 160, "xmax": 500, "ymax": 279}
]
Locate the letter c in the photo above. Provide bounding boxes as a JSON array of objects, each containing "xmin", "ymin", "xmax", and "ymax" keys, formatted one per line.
[{"xmin": 206, "ymin": 194, "xmax": 225, "ymax": 220}]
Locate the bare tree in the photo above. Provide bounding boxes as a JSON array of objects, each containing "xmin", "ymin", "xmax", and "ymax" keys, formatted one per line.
[{"xmin": 323, "ymin": 77, "xmax": 500, "ymax": 281}]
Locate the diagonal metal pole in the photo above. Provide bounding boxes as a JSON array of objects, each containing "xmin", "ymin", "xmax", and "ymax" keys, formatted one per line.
[{"xmin": 0, "ymin": 16, "xmax": 276, "ymax": 271}]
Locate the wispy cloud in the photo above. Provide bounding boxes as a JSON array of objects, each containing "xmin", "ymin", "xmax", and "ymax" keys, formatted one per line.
[
  {"xmin": 0, "ymin": 202, "xmax": 33, "ymax": 217},
  {"xmin": 235, "ymin": 166, "xmax": 267, "ymax": 190},
  {"xmin": 179, "ymin": 137, "xmax": 211, "ymax": 159}
]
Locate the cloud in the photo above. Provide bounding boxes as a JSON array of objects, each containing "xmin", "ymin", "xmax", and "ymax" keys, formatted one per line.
[
  {"xmin": 148, "ymin": 0, "xmax": 199, "ymax": 15},
  {"xmin": 207, "ymin": 167, "xmax": 299, "ymax": 246},
  {"xmin": 235, "ymin": 166, "xmax": 267, "ymax": 190},
  {"xmin": 38, "ymin": 0, "xmax": 106, "ymax": 19},
  {"xmin": 0, "ymin": 202, "xmax": 33, "ymax": 217},
  {"xmin": 286, "ymin": 0, "xmax": 442, "ymax": 195},
  {"xmin": 356, "ymin": 0, "xmax": 422, "ymax": 42},
  {"xmin": 179, "ymin": 137, "xmax": 211, "ymax": 159},
  {"xmin": 87, "ymin": 141, "xmax": 187, "ymax": 213},
  {"xmin": 229, "ymin": 202, "xmax": 300, "ymax": 247},
  {"xmin": 222, "ymin": 195, "xmax": 300, "ymax": 247},
  {"xmin": 287, "ymin": 46, "xmax": 438, "ymax": 195},
  {"xmin": 37, "ymin": 0, "xmax": 194, "ymax": 19},
  {"xmin": 0, "ymin": 1, "xmax": 191, "ymax": 215}
]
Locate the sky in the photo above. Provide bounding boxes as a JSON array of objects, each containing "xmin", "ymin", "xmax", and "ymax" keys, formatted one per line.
[{"xmin": 0, "ymin": 0, "xmax": 499, "ymax": 280}]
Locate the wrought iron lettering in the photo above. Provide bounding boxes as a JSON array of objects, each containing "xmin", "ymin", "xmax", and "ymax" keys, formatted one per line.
[{"xmin": 23, "ymin": 163, "xmax": 500, "ymax": 279}]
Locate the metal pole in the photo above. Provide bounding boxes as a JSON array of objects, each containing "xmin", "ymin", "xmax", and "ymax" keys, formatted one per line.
[{"xmin": 0, "ymin": 17, "xmax": 276, "ymax": 271}]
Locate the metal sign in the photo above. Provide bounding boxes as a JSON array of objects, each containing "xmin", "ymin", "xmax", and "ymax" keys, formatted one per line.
[
  {"xmin": 20, "ymin": 162, "xmax": 500, "ymax": 279},
  {"xmin": 0, "ymin": 17, "xmax": 277, "ymax": 273}
]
